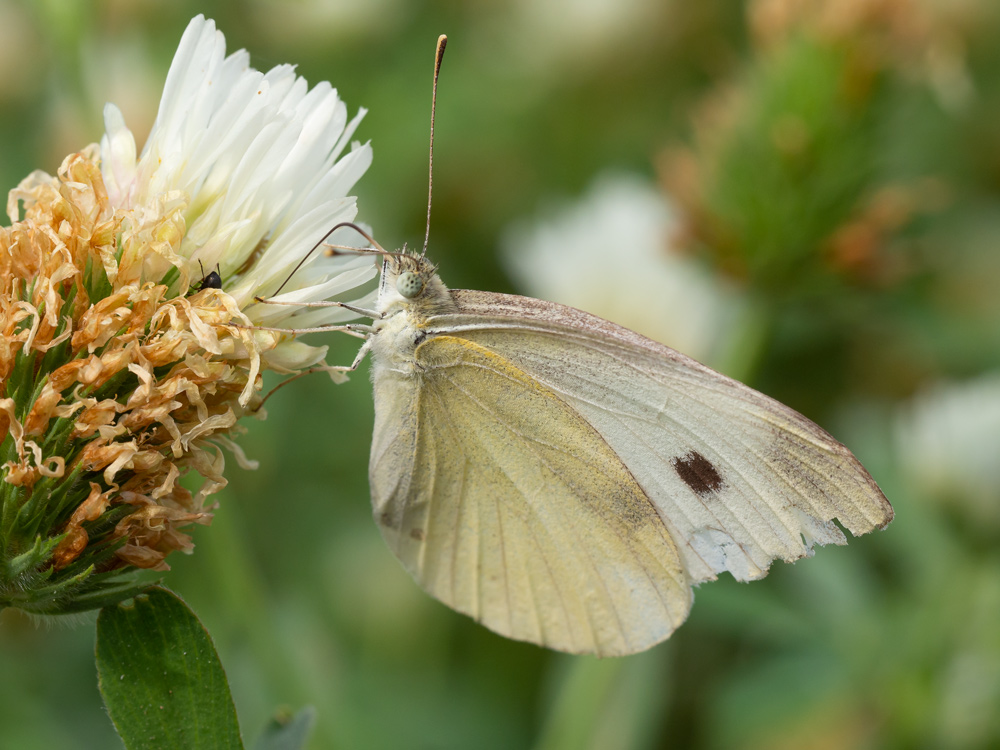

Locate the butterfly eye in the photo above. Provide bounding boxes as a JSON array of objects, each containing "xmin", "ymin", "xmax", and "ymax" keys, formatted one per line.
[{"xmin": 396, "ymin": 271, "xmax": 424, "ymax": 299}]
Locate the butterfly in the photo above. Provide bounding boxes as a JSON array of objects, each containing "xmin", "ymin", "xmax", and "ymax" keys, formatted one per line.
[
  {"xmin": 342, "ymin": 248, "xmax": 892, "ymax": 657},
  {"xmin": 263, "ymin": 35, "xmax": 892, "ymax": 657}
]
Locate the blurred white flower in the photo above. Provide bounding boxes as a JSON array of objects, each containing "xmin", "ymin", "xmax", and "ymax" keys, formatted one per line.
[
  {"xmin": 500, "ymin": 0, "xmax": 668, "ymax": 76},
  {"xmin": 896, "ymin": 372, "xmax": 1000, "ymax": 524},
  {"xmin": 501, "ymin": 172, "xmax": 741, "ymax": 365},
  {"xmin": 100, "ymin": 14, "xmax": 376, "ymax": 373},
  {"xmin": 249, "ymin": 0, "xmax": 413, "ymax": 43}
]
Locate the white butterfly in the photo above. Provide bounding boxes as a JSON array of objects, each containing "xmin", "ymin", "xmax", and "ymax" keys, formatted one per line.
[
  {"xmin": 262, "ymin": 35, "xmax": 892, "ymax": 657},
  {"xmin": 318, "ymin": 248, "xmax": 892, "ymax": 657}
]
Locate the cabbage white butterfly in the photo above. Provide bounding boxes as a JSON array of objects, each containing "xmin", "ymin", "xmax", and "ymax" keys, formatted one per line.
[
  {"xmin": 266, "ymin": 36, "xmax": 893, "ymax": 656},
  {"xmin": 360, "ymin": 243, "xmax": 892, "ymax": 657}
]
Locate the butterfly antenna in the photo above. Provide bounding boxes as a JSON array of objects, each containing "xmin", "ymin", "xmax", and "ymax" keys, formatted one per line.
[
  {"xmin": 422, "ymin": 34, "xmax": 447, "ymax": 259},
  {"xmin": 271, "ymin": 221, "xmax": 386, "ymax": 297}
]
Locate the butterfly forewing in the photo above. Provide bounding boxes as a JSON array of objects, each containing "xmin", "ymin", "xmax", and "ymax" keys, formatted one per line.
[
  {"xmin": 370, "ymin": 334, "xmax": 691, "ymax": 656},
  {"xmin": 422, "ymin": 290, "xmax": 894, "ymax": 587}
]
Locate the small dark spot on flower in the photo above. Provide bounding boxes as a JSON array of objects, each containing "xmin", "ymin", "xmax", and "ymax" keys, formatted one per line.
[
  {"xmin": 672, "ymin": 451, "xmax": 723, "ymax": 496},
  {"xmin": 198, "ymin": 269, "xmax": 222, "ymax": 290}
]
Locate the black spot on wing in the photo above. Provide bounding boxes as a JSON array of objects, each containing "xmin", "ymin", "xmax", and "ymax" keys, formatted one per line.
[{"xmin": 672, "ymin": 451, "xmax": 723, "ymax": 496}]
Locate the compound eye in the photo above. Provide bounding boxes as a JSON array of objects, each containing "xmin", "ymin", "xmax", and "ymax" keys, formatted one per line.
[{"xmin": 396, "ymin": 271, "xmax": 424, "ymax": 299}]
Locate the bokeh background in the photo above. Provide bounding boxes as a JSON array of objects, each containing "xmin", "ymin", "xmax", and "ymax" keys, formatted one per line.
[{"xmin": 3, "ymin": 0, "xmax": 1000, "ymax": 748}]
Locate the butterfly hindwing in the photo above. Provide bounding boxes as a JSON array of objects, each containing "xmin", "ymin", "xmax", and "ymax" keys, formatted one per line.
[{"xmin": 369, "ymin": 334, "xmax": 691, "ymax": 656}]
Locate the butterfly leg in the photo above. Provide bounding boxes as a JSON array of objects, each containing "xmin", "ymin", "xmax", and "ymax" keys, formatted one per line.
[
  {"xmin": 338, "ymin": 335, "xmax": 374, "ymax": 373},
  {"xmin": 292, "ymin": 335, "xmax": 373, "ymax": 378},
  {"xmin": 253, "ymin": 296, "xmax": 383, "ymax": 320},
  {"xmin": 257, "ymin": 336, "xmax": 374, "ymax": 409},
  {"xmin": 237, "ymin": 322, "xmax": 374, "ymax": 339}
]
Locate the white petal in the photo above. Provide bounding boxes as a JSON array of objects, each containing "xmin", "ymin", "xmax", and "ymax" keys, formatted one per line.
[
  {"xmin": 99, "ymin": 103, "xmax": 137, "ymax": 207},
  {"xmin": 99, "ymin": 14, "xmax": 376, "ymax": 376}
]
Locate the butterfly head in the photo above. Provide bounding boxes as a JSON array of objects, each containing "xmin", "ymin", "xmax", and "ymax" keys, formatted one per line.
[{"xmin": 377, "ymin": 251, "xmax": 456, "ymax": 318}]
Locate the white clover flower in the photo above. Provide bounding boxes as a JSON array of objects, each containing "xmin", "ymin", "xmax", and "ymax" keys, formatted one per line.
[
  {"xmin": 501, "ymin": 172, "xmax": 743, "ymax": 365},
  {"xmin": 0, "ymin": 15, "xmax": 377, "ymax": 609},
  {"xmin": 896, "ymin": 372, "xmax": 1000, "ymax": 525},
  {"xmin": 100, "ymin": 14, "xmax": 377, "ymax": 374},
  {"xmin": 503, "ymin": 0, "xmax": 663, "ymax": 75}
]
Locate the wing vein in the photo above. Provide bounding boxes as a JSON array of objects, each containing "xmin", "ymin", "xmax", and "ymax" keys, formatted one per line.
[{"xmin": 435, "ymin": 364, "xmax": 631, "ymax": 653}]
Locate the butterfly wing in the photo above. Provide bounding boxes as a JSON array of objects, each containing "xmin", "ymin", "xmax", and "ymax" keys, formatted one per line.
[
  {"xmin": 423, "ymin": 290, "xmax": 893, "ymax": 587},
  {"xmin": 370, "ymin": 335, "xmax": 691, "ymax": 656}
]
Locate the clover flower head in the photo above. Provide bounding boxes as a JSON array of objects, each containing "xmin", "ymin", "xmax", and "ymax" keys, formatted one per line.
[{"xmin": 0, "ymin": 15, "xmax": 373, "ymax": 613}]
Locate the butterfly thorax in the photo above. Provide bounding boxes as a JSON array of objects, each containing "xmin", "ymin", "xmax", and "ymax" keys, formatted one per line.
[{"xmin": 371, "ymin": 253, "xmax": 458, "ymax": 374}]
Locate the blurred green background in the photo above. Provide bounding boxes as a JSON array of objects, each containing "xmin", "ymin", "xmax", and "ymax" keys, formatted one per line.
[{"xmin": 3, "ymin": 0, "xmax": 1000, "ymax": 748}]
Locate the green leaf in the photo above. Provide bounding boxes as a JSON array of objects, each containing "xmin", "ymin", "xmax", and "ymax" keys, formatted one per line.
[
  {"xmin": 96, "ymin": 586, "xmax": 244, "ymax": 750},
  {"xmin": 4, "ymin": 534, "xmax": 61, "ymax": 578},
  {"xmin": 252, "ymin": 707, "xmax": 315, "ymax": 750}
]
